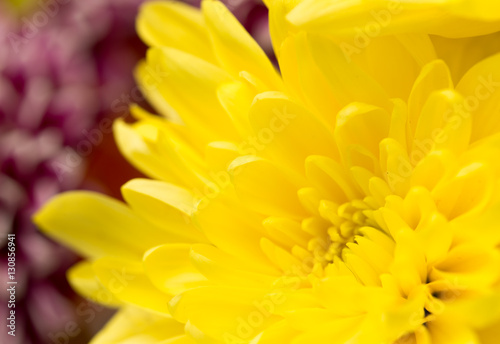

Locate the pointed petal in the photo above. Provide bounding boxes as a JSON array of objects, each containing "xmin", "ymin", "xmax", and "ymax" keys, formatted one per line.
[
  {"xmin": 67, "ymin": 261, "xmax": 121, "ymax": 307},
  {"xmin": 202, "ymin": 0, "xmax": 282, "ymax": 90},
  {"xmin": 34, "ymin": 191, "xmax": 171, "ymax": 260},
  {"xmin": 93, "ymin": 257, "xmax": 171, "ymax": 314},
  {"xmin": 90, "ymin": 307, "xmax": 184, "ymax": 344},
  {"xmin": 144, "ymin": 244, "xmax": 208, "ymax": 295},
  {"xmin": 229, "ymin": 156, "xmax": 307, "ymax": 219},
  {"xmin": 122, "ymin": 179, "xmax": 207, "ymax": 243},
  {"xmin": 137, "ymin": 1, "xmax": 216, "ymax": 63}
]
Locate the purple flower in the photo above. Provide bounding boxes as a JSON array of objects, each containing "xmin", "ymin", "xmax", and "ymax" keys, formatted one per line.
[
  {"xmin": 0, "ymin": 1, "xmax": 145, "ymax": 343},
  {"xmin": 0, "ymin": 0, "xmax": 271, "ymax": 342}
]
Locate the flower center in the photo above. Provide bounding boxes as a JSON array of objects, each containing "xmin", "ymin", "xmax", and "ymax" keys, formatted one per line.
[{"xmin": 308, "ymin": 199, "xmax": 375, "ymax": 267}]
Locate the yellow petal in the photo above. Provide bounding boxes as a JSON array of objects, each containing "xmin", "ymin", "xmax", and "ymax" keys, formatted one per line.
[
  {"xmin": 93, "ymin": 257, "xmax": 171, "ymax": 314},
  {"xmin": 205, "ymin": 141, "xmax": 240, "ymax": 172},
  {"xmin": 432, "ymin": 162, "xmax": 495, "ymax": 219},
  {"xmin": 193, "ymin": 197, "xmax": 278, "ymax": 275},
  {"xmin": 307, "ymin": 34, "xmax": 391, "ymax": 110},
  {"xmin": 412, "ymin": 90, "xmax": 471, "ymax": 164},
  {"xmin": 161, "ymin": 335, "xmax": 197, "ymax": 344},
  {"xmin": 335, "ymin": 102, "xmax": 390, "ymax": 173},
  {"xmin": 477, "ymin": 320, "xmax": 500, "ymax": 344},
  {"xmin": 290, "ymin": 316, "xmax": 362, "ymax": 344},
  {"xmin": 451, "ymin": 200, "xmax": 500, "ymax": 248},
  {"xmin": 432, "ymin": 33, "xmax": 500, "ymax": 84},
  {"xmin": 348, "ymin": 235, "xmax": 392, "ymax": 276},
  {"xmin": 440, "ymin": 292, "xmax": 500, "ymax": 329},
  {"xmin": 389, "ymin": 99, "xmax": 409, "ymax": 152},
  {"xmin": 250, "ymin": 320, "xmax": 300, "ymax": 344},
  {"xmin": 390, "ymin": 230, "xmax": 426, "ymax": 296},
  {"xmin": 262, "ymin": 217, "xmax": 311, "ymax": 250},
  {"xmin": 248, "ymin": 92, "xmax": 336, "ymax": 179},
  {"xmin": 343, "ymin": 249, "xmax": 381, "ymax": 287},
  {"xmin": 408, "ymin": 60, "xmax": 454, "ymax": 139},
  {"xmin": 266, "ymin": 0, "xmax": 301, "ymax": 58},
  {"xmin": 261, "ymin": 237, "xmax": 303, "ymax": 273},
  {"xmin": 379, "ymin": 138, "xmax": 411, "ymax": 196},
  {"xmin": 415, "ymin": 212, "xmax": 452, "ymax": 266},
  {"xmin": 427, "ymin": 318, "xmax": 480, "ymax": 344},
  {"xmin": 169, "ymin": 286, "xmax": 280, "ymax": 342},
  {"xmin": 113, "ymin": 119, "xmax": 182, "ymax": 183},
  {"xmin": 67, "ymin": 261, "xmax": 122, "ymax": 307},
  {"xmin": 201, "ymin": 0, "xmax": 282, "ymax": 90},
  {"xmin": 136, "ymin": 1, "xmax": 216, "ymax": 63},
  {"xmin": 287, "ymin": 0, "xmax": 500, "ymax": 38},
  {"xmin": 115, "ymin": 114, "xmax": 210, "ymax": 189},
  {"xmin": 144, "ymin": 244, "xmax": 208, "ymax": 295},
  {"xmin": 217, "ymin": 81, "xmax": 256, "ymax": 138},
  {"xmin": 315, "ymin": 275, "xmax": 372, "ymax": 315},
  {"xmin": 133, "ymin": 60, "xmax": 178, "ymax": 121},
  {"xmin": 369, "ymin": 177, "xmax": 392, "ymax": 207},
  {"xmin": 410, "ymin": 150, "xmax": 455, "ymax": 191},
  {"xmin": 90, "ymin": 306, "xmax": 184, "ymax": 344},
  {"xmin": 306, "ymin": 155, "xmax": 362, "ymax": 203},
  {"xmin": 431, "ymin": 244, "xmax": 500, "ymax": 290},
  {"xmin": 229, "ymin": 156, "xmax": 307, "ymax": 219},
  {"xmin": 457, "ymin": 53, "xmax": 500, "ymax": 142},
  {"xmin": 122, "ymin": 179, "xmax": 207, "ymax": 243},
  {"xmin": 357, "ymin": 35, "xmax": 434, "ymax": 99},
  {"xmin": 34, "ymin": 191, "xmax": 170, "ymax": 260},
  {"xmin": 279, "ymin": 33, "xmax": 340, "ymax": 127},
  {"xmin": 146, "ymin": 47, "xmax": 238, "ymax": 142},
  {"xmin": 190, "ymin": 244, "xmax": 277, "ymax": 287}
]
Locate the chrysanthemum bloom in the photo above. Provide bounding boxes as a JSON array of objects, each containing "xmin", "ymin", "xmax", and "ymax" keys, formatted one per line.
[{"xmin": 36, "ymin": 0, "xmax": 500, "ymax": 343}]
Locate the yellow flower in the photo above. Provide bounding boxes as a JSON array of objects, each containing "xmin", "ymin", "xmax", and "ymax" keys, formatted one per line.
[
  {"xmin": 35, "ymin": 0, "xmax": 500, "ymax": 343},
  {"xmin": 282, "ymin": 0, "xmax": 500, "ymax": 84},
  {"xmin": 286, "ymin": 0, "xmax": 500, "ymax": 37}
]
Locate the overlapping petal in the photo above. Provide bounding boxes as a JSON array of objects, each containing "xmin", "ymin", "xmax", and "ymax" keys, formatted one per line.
[{"xmin": 34, "ymin": 0, "xmax": 500, "ymax": 343}]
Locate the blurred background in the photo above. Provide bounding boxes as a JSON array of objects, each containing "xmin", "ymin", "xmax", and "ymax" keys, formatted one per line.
[{"xmin": 0, "ymin": 0, "xmax": 271, "ymax": 343}]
